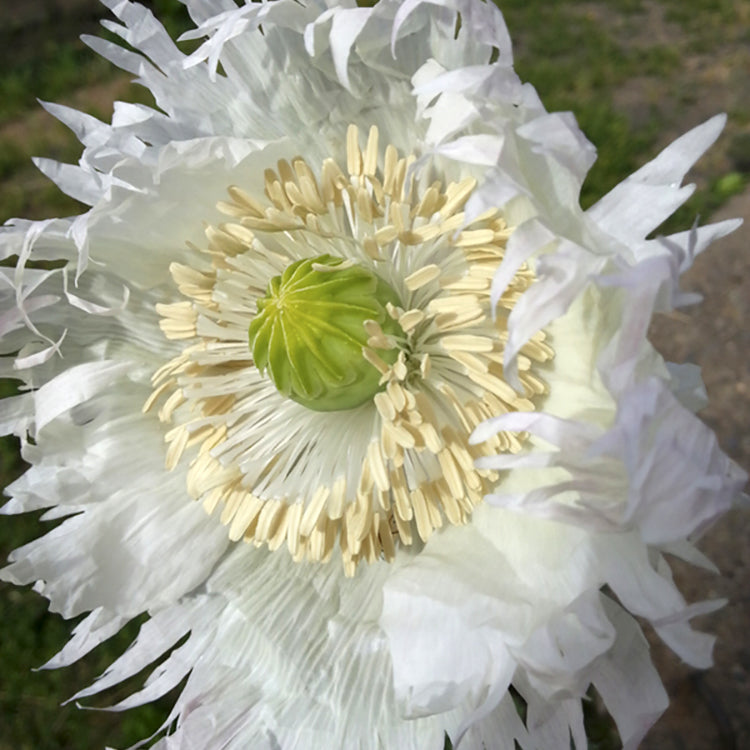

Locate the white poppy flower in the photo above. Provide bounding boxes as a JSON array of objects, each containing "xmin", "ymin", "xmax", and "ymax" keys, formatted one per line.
[{"xmin": 0, "ymin": 0, "xmax": 745, "ymax": 748}]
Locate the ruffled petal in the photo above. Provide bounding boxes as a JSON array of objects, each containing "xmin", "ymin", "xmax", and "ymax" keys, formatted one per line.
[{"xmin": 0, "ymin": 2, "xmax": 742, "ymax": 749}]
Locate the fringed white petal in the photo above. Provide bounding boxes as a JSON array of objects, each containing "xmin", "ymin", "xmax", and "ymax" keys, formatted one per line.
[
  {"xmin": 0, "ymin": 1, "xmax": 742, "ymax": 748},
  {"xmin": 33, "ymin": 360, "xmax": 132, "ymax": 432},
  {"xmin": 392, "ymin": 0, "xmax": 513, "ymax": 63},
  {"xmin": 536, "ymin": 699, "xmax": 588, "ymax": 750},
  {"xmin": 475, "ymin": 379, "xmax": 745, "ymax": 544},
  {"xmin": 459, "ymin": 692, "xmax": 532, "ymax": 750},
  {"xmin": 41, "ymin": 608, "xmax": 131, "ymax": 670},
  {"xmin": 589, "ymin": 599, "xmax": 669, "ymax": 750},
  {"xmin": 381, "ymin": 526, "xmax": 520, "ymax": 717},
  {"xmin": 2, "ymin": 386, "xmax": 231, "ymax": 618},
  {"xmin": 588, "ymin": 115, "xmax": 727, "ymax": 243},
  {"xmin": 515, "ymin": 112, "xmax": 598, "ymax": 200}
]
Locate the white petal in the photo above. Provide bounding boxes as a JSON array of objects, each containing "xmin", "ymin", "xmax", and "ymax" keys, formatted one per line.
[
  {"xmin": 588, "ymin": 114, "xmax": 727, "ymax": 242},
  {"xmin": 41, "ymin": 608, "xmax": 131, "ymax": 670},
  {"xmin": 590, "ymin": 599, "xmax": 669, "ymax": 750},
  {"xmin": 33, "ymin": 360, "xmax": 132, "ymax": 432},
  {"xmin": 330, "ymin": 7, "xmax": 373, "ymax": 91},
  {"xmin": 381, "ymin": 526, "xmax": 520, "ymax": 717}
]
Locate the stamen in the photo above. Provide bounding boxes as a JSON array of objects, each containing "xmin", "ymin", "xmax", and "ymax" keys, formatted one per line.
[
  {"xmin": 404, "ymin": 264, "xmax": 441, "ymax": 291},
  {"xmin": 146, "ymin": 125, "xmax": 552, "ymax": 573}
]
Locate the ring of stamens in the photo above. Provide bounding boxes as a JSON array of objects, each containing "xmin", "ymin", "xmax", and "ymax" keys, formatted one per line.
[{"xmin": 146, "ymin": 124, "xmax": 553, "ymax": 575}]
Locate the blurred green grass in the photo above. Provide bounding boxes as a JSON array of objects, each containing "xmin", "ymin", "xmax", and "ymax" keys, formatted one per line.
[{"xmin": 0, "ymin": 1, "xmax": 748, "ymax": 748}]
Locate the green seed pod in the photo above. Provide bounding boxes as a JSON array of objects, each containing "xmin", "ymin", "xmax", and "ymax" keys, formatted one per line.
[{"xmin": 248, "ymin": 254, "xmax": 402, "ymax": 411}]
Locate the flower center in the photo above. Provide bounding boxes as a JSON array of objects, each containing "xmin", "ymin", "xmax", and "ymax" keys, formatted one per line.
[
  {"xmin": 248, "ymin": 254, "xmax": 402, "ymax": 411},
  {"xmin": 147, "ymin": 124, "xmax": 553, "ymax": 575}
]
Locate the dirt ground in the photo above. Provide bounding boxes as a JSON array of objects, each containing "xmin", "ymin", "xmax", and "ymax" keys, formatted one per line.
[
  {"xmin": 645, "ymin": 188, "xmax": 750, "ymax": 750},
  {"xmin": 646, "ymin": 187, "xmax": 750, "ymax": 750}
]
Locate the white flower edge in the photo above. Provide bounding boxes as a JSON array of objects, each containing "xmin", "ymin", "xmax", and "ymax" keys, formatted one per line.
[
  {"xmin": 0, "ymin": 1, "xmax": 744, "ymax": 749},
  {"xmin": 385, "ymin": 73, "xmax": 747, "ymax": 750}
]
